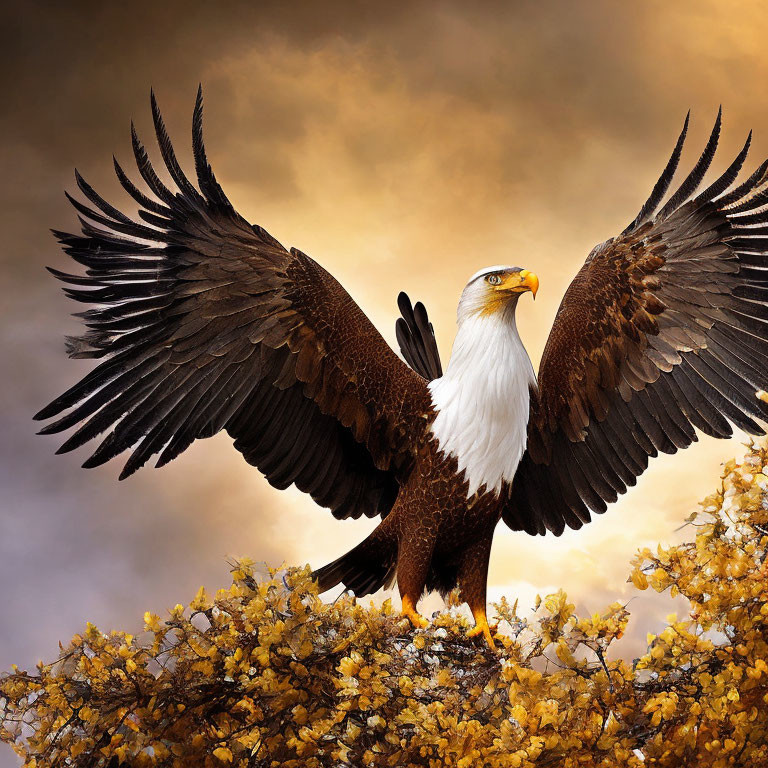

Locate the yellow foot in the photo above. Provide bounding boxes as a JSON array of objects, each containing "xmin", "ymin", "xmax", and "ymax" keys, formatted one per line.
[
  {"xmin": 401, "ymin": 594, "xmax": 429, "ymax": 629},
  {"xmin": 467, "ymin": 614, "xmax": 498, "ymax": 650}
]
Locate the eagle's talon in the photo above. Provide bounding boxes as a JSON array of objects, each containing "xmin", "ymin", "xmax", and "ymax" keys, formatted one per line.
[
  {"xmin": 401, "ymin": 594, "xmax": 429, "ymax": 629},
  {"xmin": 467, "ymin": 608, "xmax": 498, "ymax": 650},
  {"xmin": 404, "ymin": 612, "xmax": 429, "ymax": 629},
  {"xmin": 466, "ymin": 623, "xmax": 497, "ymax": 650}
]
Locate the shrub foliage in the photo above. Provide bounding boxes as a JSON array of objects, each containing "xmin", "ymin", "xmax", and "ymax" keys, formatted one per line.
[{"xmin": 3, "ymin": 443, "xmax": 768, "ymax": 767}]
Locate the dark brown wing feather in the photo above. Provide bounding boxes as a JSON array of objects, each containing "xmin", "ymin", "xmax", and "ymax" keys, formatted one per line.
[
  {"xmin": 505, "ymin": 110, "xmax": 768, "ymax": 535},
  {"xmin": 395, "ymin": 292, "xmax": 443, "ymax": 381},
  {"xmin": 35, "ymin": 88, "xmax": 429, "ymax": 520}
]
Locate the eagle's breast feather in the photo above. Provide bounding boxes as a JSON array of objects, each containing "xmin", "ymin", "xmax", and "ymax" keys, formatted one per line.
[{"xmin": 428, "ymin": 309, "xmax": 535, "ymax": 497}]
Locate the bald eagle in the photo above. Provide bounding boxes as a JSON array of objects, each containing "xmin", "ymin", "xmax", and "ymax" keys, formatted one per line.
[{"xmin": 36, "ymin": 92, "xmax": 768, "ymax": 647}]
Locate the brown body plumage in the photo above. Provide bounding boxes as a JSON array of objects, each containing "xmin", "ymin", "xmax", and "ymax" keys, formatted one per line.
[
  {"xmin": 36, "ymin": 93, "xmax": 768, "ymax": 646},
  {"xmin": 315, "ymin": 422, "xmax": 505, "ymax": 642}
]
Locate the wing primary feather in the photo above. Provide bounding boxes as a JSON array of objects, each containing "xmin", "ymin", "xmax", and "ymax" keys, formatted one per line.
[
  {"xmin": 84, "ymin": 366, "xmax": 204, "ymax": 468},
  {"xmin": 649, "ymin": 374, "xmax": 696, "ymax": 444},
  {"xmin": 694, "ymin": 348, "xmax": 768, "ymax": 419},
  {"xmin": 113, "ymin": 156, "xmax": 169, "ymax": 215},
  {"xmin": 682, "ymin": 355, "xmax": 763, "ymax": 433},
  {"xmin": 704, "ymin": 336, "xmax": 768, "ymax": 392},
  {"xmin": 552, "ymin": 445, "xmax": 595, "ymax": 522},
  {"xmin": 191, "ymin": 85, "xmax": 233, "ymax": 210},
  {"xmin": 267, "ymin": 404, "xmax": 325, "ymax": 488},
  {"xmin": 638, "ymin": 386, "xmax": 686, "ymax": 449},
  {"xmin": 534, "ymin": 470, "xmax": 566, "ymax": 534},
  {"xmin": 396, "ymin": 293, "xmax": 430, "ymax": 377},
  {"xmin": 414, "ymin": 301, "xmax": 443, "ymax": 378},
  {"xmin": 156, "ymin": 367, "xmax": 245, "ymax": 467},
  {"xmin": 623, "ymin": 111, "xmax": 689, "ymax": 234},
  {"xmin": 37, "ymin": 354, "xmax": 167, "ymax": 435},
  {"xmin": 64, "ymin": 192, "xmax": 167, "ymax": 242},
  {"xmin": 120, "ymin": 362, "xmax": 243, "ymax": 479},
  {"xmin": 657, "ymin": 107, "xmax": 722, "ymax": 220},
  {"xmin": 713, "ymin": 320, "xmax": 768, "ymax": 364},
  {"xmin": 119, "ymin": 380, "xmax": 212, "ymax": 479},
  {"xmin": 724, "ymin": 186, "xmax": 768, "ymax": 215},
  {"xmin": 577, "ymin": 435, "xmax": 623, "ymax": 496},
  {"xmin": 599, "ymin": 408, "xmax": 645, "ymax": 476},
  {"xmin": 629, "ymin": 391, "xmax": 677, "ymax": 454},
  {"xmin": 666, "ymin": 366, "xmax": 731, "ymax": 438},
  {"xmin": 717, "ymin": 159, "xmax": 768, "ymax": 207},
  {"xmin": 149, "ymin": 89, "xmax": 201, "ymax": 201},
  {"xmin": 34, "ymin": 337, "xmax": 163, "ymax": 420},
  {"xmin": 694, "ymin": 130, "xmax": 751, "ymax": 204},
  {"xmin": 74, "ymin": 169, "xmax": 137, "ymax": 226},
  {"xmin": 56, "ymin": 369, "xmax": 171, "ymax": 456},
  {"xmin": 586, "ymin": 421, "xmax": 632, "ymax": 487},
  {"xmin": 395, "ymin": 291, "xmax": 442, "ymax": 380},
  {"xmin": 674, "ymin": 361, "xmax": 735, "ymax": 431},
  {"xmin": 616, "ymin": 403, "xmax": 656, "ymax": 462},
  {"xmin": 131, "ymin": 121, "xmax": 176, "ymax": 205},
  {"xmin": 550, "ymin": 442, "xmax": 595, "ymax": 516}
]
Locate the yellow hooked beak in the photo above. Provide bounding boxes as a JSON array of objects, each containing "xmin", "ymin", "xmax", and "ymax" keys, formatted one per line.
[{"xmin": 496, "ymin": 269, "xmax": 539, "ymax": 299}]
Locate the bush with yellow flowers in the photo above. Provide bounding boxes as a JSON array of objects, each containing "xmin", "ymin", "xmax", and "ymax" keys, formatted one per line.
[{"xmin": 2, "ymin": 442, "xmax": 768, "ymax": 767}]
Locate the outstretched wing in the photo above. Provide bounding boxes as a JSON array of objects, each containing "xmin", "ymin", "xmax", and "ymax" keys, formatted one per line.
[
  {"xmin": 395, "ymin": 292, "xmax": 443, "ymax": 381},
  {"xmin": 505, "ymin": 109, "xmax": 768, "ymax": 535},
  {"xmin": 35, "ymin": 88, "xmax": 429, "ymax": 521}
]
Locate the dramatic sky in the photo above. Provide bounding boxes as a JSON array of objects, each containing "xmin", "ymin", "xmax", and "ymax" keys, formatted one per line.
[{"xmin": 3, "ymin": 3, "xmax": 768, "ymax": 749}]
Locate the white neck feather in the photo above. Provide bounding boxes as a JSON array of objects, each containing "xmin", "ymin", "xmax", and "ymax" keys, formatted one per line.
[{"xmin": 428, "ymin": 308, "xmax": 536, "ymax": 497}]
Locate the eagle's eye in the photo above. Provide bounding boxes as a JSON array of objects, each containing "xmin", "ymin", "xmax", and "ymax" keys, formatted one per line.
[{"xmin": 486, "ymin": 274, "xmax": 502, "ymax": 285}]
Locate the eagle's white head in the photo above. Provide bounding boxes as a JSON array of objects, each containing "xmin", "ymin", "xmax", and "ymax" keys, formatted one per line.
[
  {"xmin": 457, "ymin": 265, "xmax": 539, "ymax": 320},
  {"xmin": 428, "ymin": 265, "xmax": 538, "ymax": 497}
]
